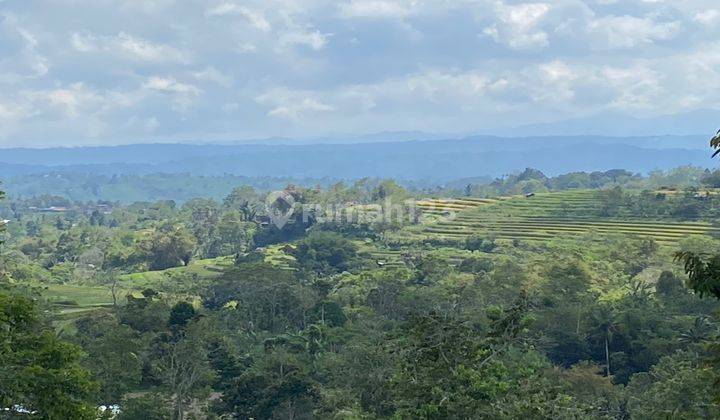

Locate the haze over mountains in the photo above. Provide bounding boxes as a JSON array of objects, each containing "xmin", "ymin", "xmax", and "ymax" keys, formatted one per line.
[
  {"xmin": 0, "ymin": 134, "xmax": 711, "ymax": 182},
  {"xmin": 490, "ymin": 109, "xmax": 720, "ymax": 138}
]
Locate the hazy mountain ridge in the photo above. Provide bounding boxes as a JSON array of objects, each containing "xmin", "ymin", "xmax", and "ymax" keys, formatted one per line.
[{"xmin": 0, "ymin": 136, "xmax": 711, "ymax": 181}]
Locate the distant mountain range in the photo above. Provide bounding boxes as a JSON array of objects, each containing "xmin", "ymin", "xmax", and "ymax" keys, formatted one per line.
[{"xmin": 0, "ymin": 135, "xmax": 714, "ymax": 182}]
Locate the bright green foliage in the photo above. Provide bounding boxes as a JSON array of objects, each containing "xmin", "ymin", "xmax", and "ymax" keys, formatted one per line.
[
  {"xmin": 0, "ymin": 291, "xmax": 97, "ymax": 419},
  {"xmin": 626, "ymin": 351, "xmax": 720, "ymax": 419},
  {"xmin": 676, "ymin": 252, "xmax": 720, "ymax": 299}
]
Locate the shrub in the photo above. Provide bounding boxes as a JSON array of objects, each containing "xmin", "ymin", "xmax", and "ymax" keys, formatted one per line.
[{"xmin": 465, "ymin": 234, "xmax": 497, "ymax": 253}]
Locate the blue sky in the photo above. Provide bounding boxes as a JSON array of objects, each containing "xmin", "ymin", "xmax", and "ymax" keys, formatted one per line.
[{"xmin": 1, "ymin": 0, "xmax": 719, "ymax": 146}]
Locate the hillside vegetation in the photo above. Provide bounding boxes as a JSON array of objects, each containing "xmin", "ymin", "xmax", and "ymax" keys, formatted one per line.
[{"xmin": 2, "ymin": 170, "xmax": 720, "ymax": 418}]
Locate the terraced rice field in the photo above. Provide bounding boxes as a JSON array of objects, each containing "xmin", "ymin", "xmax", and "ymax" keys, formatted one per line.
[
  {"xmin": 415, "ymin": 190, "xmax": 720, "ymax": 246},
  {"xmin": 416, "ymin": 198, "xmax": 500, "ymax": 215},
  {"xmin": 359, "ymin": 246, "xmax": 473, "ymax": 268},
  {"xmin": 361, "ymin": 248, "xmax": 406, "ymax": 268},
  {"xmin": 264, "ymin": 244, "xmax": 297, "ymax": 270}
]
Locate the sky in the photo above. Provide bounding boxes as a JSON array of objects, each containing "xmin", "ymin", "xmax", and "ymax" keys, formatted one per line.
[{"xmin": 1, "ymin": 0, "xmax": 720, "ymax": 146}]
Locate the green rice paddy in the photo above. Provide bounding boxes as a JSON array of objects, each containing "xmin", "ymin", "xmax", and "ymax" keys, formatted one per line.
[{"xmin": 414, "ymin": 190, "xmax": 719, "ymax": 246}]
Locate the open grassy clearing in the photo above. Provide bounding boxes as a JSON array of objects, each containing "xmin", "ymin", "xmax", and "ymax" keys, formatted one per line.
[
  {"xmin": 119, "ymin": 256, "xmax": 233, "ymax": 290},
  {"xmin": 32, "ymin": 257, "xmax": 233, "ymax": 319},
  {"xmin": 42, "ymin": 283, "xmax": 122, "ymax": 308}
]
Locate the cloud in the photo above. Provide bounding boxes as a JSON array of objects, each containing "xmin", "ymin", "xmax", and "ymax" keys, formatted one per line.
[
  {"xmin": 192, "ymin": 66, "xmax": 233, "ymax": 87},
  {"xmin": 267, "ymin": 98, "xmax": 334, "ymax": 119},
  {"xmin": 601, "ymin": 65, "xmax": 661, "ymax": 109},
  {"xmin": 205, "ymin": 3, "xmax": 271, "ymax": 32},
  {"xmin": 694, "ymin": 9, "xmax": 720, "ymax": 26},
  {"xmin": 70, "ymin": 31, "xmax": 189, "ymax": 63},
  {"xmin": 0, "ymin": 99, "xmax": 32, "ymax": 121},
  {"xmin": 117, "ymin": 32, "xmax": 188, "ymax": 62},
  {"xmin": 1, "ymin": 0, "xmax": 720, "ymax": 144},
  {"xmin": 279, "ymin": 29, "xmax": 331, "ymax": 50},
  {"xmin": 143, "ymin": 76, "xmax": 201, "ymax": 95},
  {"xmin": 0, "ymin": 16, "xmax": 50, "ymax": 78},
  {"xmin": 47, "ymin": 87, "xmax": 88, "ymax": 116},
  {"xmin": 256, "ymin": 90, "xmax": 335, "ymax": 120},
  {"xmin": 338, "ymin": 1, "xmax": 412, "ymax": 19},
  {"xmin": 585, "ymin": 15, "xmax": 681, "ymax": 49},
  {"xmin": 70, "ymin": 32, "xmax": 102, "ymax": 52},
  {"xmin": 483, "ymin": 2, "xmax": 551, "ymax": 50}
]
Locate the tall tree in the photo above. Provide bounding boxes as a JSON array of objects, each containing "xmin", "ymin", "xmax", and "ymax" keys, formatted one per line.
[
  {"xmin": 74, "ymin": 315, "xmax": 143, "ymax": 403},
  {"xmin": 157, "ymin": 319, "xmax": 214, "ymax": 420},
  {"xmin": 0, "ymin": 292, "xmax": 98, "ymax": 418}
]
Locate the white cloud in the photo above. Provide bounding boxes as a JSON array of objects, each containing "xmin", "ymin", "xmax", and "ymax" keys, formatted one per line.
[
  {"xmin": 270, "ymin": 99, "xmax": 333, "ymax": 119},
  {"xmin": 0, "ymin": 100, "xmax": 31, "ymax": 121},
  {"xmin": 694, "ymin": 9, "xmax": 720, "ymax": 26},
  {"xmin": 483, "ymin": 2, "xmax": 551, "ymax": 50},
  {"xmin": 0, "ymin": 17, "xmax": 50, "ymax": 78},
  {"xmin": 602, "ymin": 65, "xmax": 662, "ymax": 109},
  {"xmin": 192, "ymin": 66, "xmax": 233, "ymax": 87},
  {"xmin": 279, "ymin": 29, "xmax": 331, "ymax": 50},
  {"xmin": 205, "ymin": 3, "xmax": 271, "ymax": 32},
  {"xmin": 143, "ymin": 76, "xmax": 201, "ymax": 95},
  {"xmin": 70, "ymin": 31, "xmax": 188, "ymax": 63},
  {"xmin": 0, "ymin": 83, "xmax": 139, "ymax": 129},
  {"xmin": 586, "ymin": 15, "xmax": 681, "ymax": 49},
  {"xmin": 256, "ymin": 90, "xmax": 335, "ymax": 120},
  {"xmin": 339, "ymin": 1, "xmax": 412, "ymax": 19},
  {"xmin": 3, "ymin": 0, "xmax": 720, "ymax": 144},
  {"xmin": 145, "ymin": 116, "xmax": 159, "ymax": 131},
  {"xmin": 117, "ymin": 32, "xmax": 188, "ymax": 62},
  {"xmin": 70, "ymin": 32, "xmax": 102, "ymax": 52},
  {"xmin": 267, "ymin": 98, "xmax": 334, "ymax": 119}
]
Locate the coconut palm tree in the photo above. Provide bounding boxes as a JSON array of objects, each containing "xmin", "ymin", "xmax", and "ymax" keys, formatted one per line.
[{"xmin": 589, "ymin": 305, "xmax": 619, "ymax": 377}]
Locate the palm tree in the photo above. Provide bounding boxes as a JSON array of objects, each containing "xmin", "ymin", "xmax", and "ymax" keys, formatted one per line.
[
  {"xmin": 679, "ymin": 316, "xmax": 714, "ymax": 346},
  {"xmin": 589, "ymin": 305, "xmax": 618, "ymax": 377}
]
